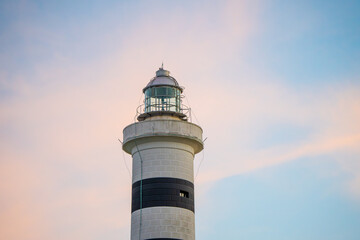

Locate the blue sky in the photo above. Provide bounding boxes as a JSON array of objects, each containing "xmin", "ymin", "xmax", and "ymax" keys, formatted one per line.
[
  {"xmin": 197, "ymin": 157, "xmax": 360, "ymax": 239},
  {"xmin": 0, "ymin": 1, "xmax": 359, "ymax": 239}
]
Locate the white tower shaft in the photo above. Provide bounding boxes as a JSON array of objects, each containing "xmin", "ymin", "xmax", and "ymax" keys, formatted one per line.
[{"xmin": 123, "ymin": 118, "xmax": 203, "ymax": 240}]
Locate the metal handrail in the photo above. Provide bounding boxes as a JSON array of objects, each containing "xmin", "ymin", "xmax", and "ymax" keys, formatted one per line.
[{"xmin": 135, "ymin": 104, "xmax": 192, "ymax": 122}]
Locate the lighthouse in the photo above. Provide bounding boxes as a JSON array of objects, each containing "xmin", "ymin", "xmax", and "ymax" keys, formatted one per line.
[{"xmin": 122, "ymin": 66, "xmax": 204, "ymax": 240}]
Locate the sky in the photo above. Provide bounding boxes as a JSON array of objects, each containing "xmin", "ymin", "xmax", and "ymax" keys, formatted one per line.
[{"xmin": 0, "ymin": 0, "xmax": 360, "ymax": 239}]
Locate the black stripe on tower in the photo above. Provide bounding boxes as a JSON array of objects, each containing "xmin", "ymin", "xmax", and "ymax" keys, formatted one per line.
[
  {"xmin": 132, "ymin": 177, "xmax": 194, "ymax": 213},
  {"xmin": 145, "ymin": 238, "xmax": 181, "ymax": 240},
  {"xmin": 145, "ymin": 238, "xmax": 182, "ymax": 240}
]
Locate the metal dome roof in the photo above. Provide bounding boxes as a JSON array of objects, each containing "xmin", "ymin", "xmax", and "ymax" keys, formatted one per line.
[{"xmin": 143, "ymin": 67, "xmax": 183, "ymax": 92}]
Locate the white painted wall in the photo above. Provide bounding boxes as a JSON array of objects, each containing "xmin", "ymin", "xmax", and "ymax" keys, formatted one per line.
[{"xmin": 131, "ymin": 207, "xmax": 195, "ymax": 240}]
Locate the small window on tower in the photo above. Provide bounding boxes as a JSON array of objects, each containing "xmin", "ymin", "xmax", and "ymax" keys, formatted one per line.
[{"xmin": 179, "ymin": 190, "xmax": 189, "ymax": 198}]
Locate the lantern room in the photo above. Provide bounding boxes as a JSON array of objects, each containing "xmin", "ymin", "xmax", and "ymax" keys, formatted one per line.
[{"xmin": 137, "ymin": 66, "xmax": 187, "ymax": 121}]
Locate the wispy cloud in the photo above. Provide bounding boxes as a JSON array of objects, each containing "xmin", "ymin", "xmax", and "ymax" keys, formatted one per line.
[
  {"xmin": 194, "ymin": 79, "xmax": 360, "ymax": 199},
  {"xmin": 1, "ymin": 0, "xmax": 359, "ymax": 239}
]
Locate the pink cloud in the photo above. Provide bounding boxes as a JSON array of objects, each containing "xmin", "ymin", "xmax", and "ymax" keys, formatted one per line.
[
  {"xmin": 193, "ymin": 80, "xmax": 360, "ymax": 199},
  {"xmin": 1, "ymin": 0, "xmax": 360, "ymax": 239}
]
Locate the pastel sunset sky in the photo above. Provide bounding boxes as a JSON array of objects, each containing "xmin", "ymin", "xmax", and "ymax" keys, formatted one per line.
[{"xmin": 1, "ymin": 0, "xmax": 360, "ymax": 239}]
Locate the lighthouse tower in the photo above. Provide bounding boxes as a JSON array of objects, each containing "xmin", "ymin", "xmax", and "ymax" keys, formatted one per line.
[{"xmin": 122, "ymin": 66, "xmax": 204, "ymax": 240}]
